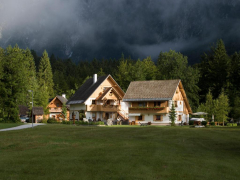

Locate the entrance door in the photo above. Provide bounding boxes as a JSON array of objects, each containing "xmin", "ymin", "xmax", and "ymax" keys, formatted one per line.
[{"xmin": 105, "ymin": 113, "xmax": 109, "ymax": 119}]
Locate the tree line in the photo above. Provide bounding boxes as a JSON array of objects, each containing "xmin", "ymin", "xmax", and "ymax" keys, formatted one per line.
[{"xmin": 0, "ymin": 39, "xmax": 240, "ymax": 122}]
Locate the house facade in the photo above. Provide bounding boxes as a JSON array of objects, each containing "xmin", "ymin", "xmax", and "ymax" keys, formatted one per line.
[
  {"xmin": 67, "ymin": 74, "xmax": 126, "ymax": 121},
  {"xmin": 46, "ymin": 94, "xmax": 70, "ymax": 121},
  {"xmin": 123, "ymin": 79, "xmax": 192, "ymax": 125}
]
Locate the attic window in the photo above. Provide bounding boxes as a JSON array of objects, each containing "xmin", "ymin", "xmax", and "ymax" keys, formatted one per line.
[
  {"xmin": 56, "ymin": 103, "xmax": 60, "ymax": 107},
  {"xmin": 92, "ymin": 100, "xmax": 96, "ymax": 104}
]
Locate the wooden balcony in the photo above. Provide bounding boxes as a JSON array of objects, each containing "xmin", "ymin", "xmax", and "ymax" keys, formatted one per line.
[
  {"xmin": 87, "ymin": 105, "xmax": 120, "ymax": 112},
  {"xmin": 129, "ymin": 107, "xmax": 169, "ymax": 114},
  {"xmin": 49, "ymin": 107, "xmax": 62, "ymax": 113}
]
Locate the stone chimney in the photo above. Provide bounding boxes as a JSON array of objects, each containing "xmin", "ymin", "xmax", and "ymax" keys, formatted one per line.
[
  {"xmin": 93, "ymin": 74, "xmax": 97, "ymax": 84},
  {"xmin": 62, "ymin": 94, "xmax": 66, "ymax": 99}
]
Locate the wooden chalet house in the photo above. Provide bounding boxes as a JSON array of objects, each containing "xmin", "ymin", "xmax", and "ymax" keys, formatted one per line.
[
  {"xmin": 67, "ymin": 74, "xmax": 127, "ymax": 122},
  {"xmin": 123, "ymin": 79, "xmax": 192, "ymax": 125},
  {"xmin": 46, "ymin": 94, "xmax": 70, "ymax": 121}
]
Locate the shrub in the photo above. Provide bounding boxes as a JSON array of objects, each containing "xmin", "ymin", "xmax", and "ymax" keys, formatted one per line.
[
  {"xmin": 47, "ymin": 118, "xmax": 58, "ymax": 124},
  {"xmin": 62, "ymin": 120, "xmax": 71, "ymax": 124},
  {"xmin": 202, "ymin": 121, "xmax": 207, "ymax": 126},
  {"xmin": 210, "ymin": 122, "xmax": 215, "ymax": 126},
  {"xmin": 189, "ymin": 121, "xmax": 194, "ymax": 125},
  {"xmin": 227, "ymin": 123, "xmax": 237, "ymax": 127}
]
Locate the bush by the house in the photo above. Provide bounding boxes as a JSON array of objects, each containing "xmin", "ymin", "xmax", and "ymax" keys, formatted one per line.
[
  {"xmin": 226, "ymin": 123, "xmax": 237, "ymax": 127},
  {"xmin": 202, "ymin": 121, "xmax": 207, "ymax": 126},
  {"xmin": 210, "ymin": 122, "xmax": 215, "ymax": 126},
  {"xmin": 189, "ymin": 121, "xmax": 194, "ymax": 125},
  {"xmin": 47, "ymin": 118, "xmax": 59, "ymax": 124}
]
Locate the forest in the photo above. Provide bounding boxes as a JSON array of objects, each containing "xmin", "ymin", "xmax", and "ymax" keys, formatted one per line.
[{"xmin": 0, "ymin": 40, "xmax": 240, "ymax": 122}]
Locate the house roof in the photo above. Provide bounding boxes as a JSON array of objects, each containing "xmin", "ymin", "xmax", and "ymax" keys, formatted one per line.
[
  {"xmin": 67, "ymin": 75, "xmax": 108, "ymax": 105},
  {"xmin": 32, "ymin": 107, "xmax": 44, "ymax": 115},
  {"xmin": 19, "ymin": 105, "xmax": 29, "ymax": 116},
  {"xmin": 56, "ymin": 95, "xmax": 68, "ymax": 104},
  {"xmin": 123, "ymin": 79, "xmax": 180, "ymax": 101}
]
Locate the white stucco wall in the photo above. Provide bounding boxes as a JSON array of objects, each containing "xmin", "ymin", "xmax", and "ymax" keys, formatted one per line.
[{"xmin": 120, "ymin": 102, "xmax": 130, "ymax": 114}]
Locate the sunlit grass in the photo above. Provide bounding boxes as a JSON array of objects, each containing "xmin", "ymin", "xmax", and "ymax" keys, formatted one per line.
[{"xmin": 0, "ymin": 124, "xmax": 240, "ymax": 180}]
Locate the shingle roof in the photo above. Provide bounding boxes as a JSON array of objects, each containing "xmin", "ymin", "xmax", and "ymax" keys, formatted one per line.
[
  {"xmin": 56, "ymin": 95, "xmax": 68, "ymax": 104},
  {"xmin": 123, "ymin": 79, "xmax": 180, "ymax": 101},
  {"xmin": 67, "ymin": 75, "xmax": 108, "ymax": 104},
  {"xmin": 32, "ymin": 107, "xmax": 44, "ymax": 115}
]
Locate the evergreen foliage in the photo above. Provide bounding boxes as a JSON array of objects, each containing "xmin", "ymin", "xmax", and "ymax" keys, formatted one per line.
[
  {"xmin": 157, "ymin": 50, "xmax": 200, "ymax": 110},
  {"xmin": 169, "ymin": 102, "xmax": 176, "ymax": 126},
  {"xmin": 1, "ymin": 38, "xmax": 240, "ymax": 122},
  {"xmin": 215, "ymin": 90, "xmax": 229, "ymax": 126}
]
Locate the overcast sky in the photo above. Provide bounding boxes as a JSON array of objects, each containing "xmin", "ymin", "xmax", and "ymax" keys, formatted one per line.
[{"xmin": 0, "ymin": 0, "xmax": 240, "ymax": 63}]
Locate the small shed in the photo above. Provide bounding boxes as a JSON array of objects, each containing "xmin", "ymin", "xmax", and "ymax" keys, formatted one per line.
[{"xmin": 32, "ymin": 107, "xmax": 44, "ymax": 123}]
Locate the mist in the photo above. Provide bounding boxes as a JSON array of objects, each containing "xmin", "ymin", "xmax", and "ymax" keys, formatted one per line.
[{"xmin": 0, "ymin": 0, "xmax": 240, "ymax": 63}]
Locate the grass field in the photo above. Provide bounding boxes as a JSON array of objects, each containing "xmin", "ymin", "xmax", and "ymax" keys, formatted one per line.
[
  {"xmin": 0, "ymin": 124, "xmax": 240, "ymax": 180},
  {"xmin": 0, "ymin": 123, "xmax": 23, "ymax": 129}
]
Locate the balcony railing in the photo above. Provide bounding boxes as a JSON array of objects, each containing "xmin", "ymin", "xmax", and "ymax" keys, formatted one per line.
[
  {"xmin": 49, "ymin": 107, "xmax": 62, "ymax": 112},
  {"xmin": 129, "ymin": 106, "xmax": 165, "ymax": 110},
  {"xmin": 129, "ymin": 106, "xmax": 169, "ymax": 113},
  {"xmin": 87, "ymin": 105, "xmax": 120, "ymax": 112}
]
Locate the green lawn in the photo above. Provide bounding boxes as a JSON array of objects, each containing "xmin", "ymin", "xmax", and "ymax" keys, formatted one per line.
[
  {"xmin": 0, "ymin": 124, "xmax": 240, "ymax": 180},
  {"xmin": 0, "ymin": 123, "xmax": 23, "ymax": 129}
]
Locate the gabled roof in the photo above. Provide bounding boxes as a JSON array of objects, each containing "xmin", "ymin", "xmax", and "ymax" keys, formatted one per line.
[
  {"xmin": 56, "ymin": 95, "xmax": 68, "ymax": 104},
  {"xmin": 123, "ymin": 79, "xmax": 180, "ymax": 101},
  {"xmin": 67, "ymin": 75, "xmax": 108, "ymax": 105}
]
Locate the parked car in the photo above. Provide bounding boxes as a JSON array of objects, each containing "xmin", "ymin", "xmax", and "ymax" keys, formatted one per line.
[{"xmin": 20, "ymin": 116, "xmax": 29, "ymax": 123}]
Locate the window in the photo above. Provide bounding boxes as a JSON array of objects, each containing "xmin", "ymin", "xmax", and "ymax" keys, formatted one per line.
[
  {"xmin": 174, "ymin": 101, "xmax": 178, "ymax": 107},
  {"xmin": 92, "ymin": 100, "xmax": 96, "ymax": 104},
  {"xmin": 154, "ymin": 102, "xmax": 161, "ymax": 107},
  {"xmin": 138, "ymin": 116, "xmax": 143, "ymax": 120},
  {"xmin": 138, "ymin": 102, "xmax": 146, "ymax": 107},
  {"xmin": 178, "ymin": 115, "xmax": 182, "ymax": 121},
  {"xmin": 107, "ymin": 100, "xmax": 110, "ymax": 105},
  {"xmin": 56, "ymin": 103, "xmax": 60, "ymax": 107},
  {"xmin": 155, "ymin": 115, "xmax": 162, "ymax": 121}
]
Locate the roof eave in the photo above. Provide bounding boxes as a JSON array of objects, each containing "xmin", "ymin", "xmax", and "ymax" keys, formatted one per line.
[{"xmin": 123, "ymin": 98, "xmax": 172, "ymax": 102}]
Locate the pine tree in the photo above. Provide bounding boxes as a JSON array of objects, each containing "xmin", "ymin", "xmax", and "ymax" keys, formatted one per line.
[
  {"xmin": 215, "ymin": 90, "xmax": 229, "ymax": 126},
  {"xmin": 199, "ymin": 40, "xmax": 231, "ymax": 100},
  {"xmin": 157, "ymin": 50, "xmax": 200, "ymax": 110},
  {"xmin": 142, "ymin": 56, "xmax": 157, "ymax": 80},
  {"xmin": 169, "ymin": 102, "xmax": 176, "ymax": 126},
  {"xmin": 37, "ymin": 50, "xmax": 54, "ymax": 114},
  {"xmin": 38, "ymin": 50, "xmax": 54, "ymax": 97}
]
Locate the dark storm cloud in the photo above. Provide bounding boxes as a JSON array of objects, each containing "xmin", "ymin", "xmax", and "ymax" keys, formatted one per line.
[{"xmin": 0, "ymin": 0, "xmax": 240, "ymax": 63}]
